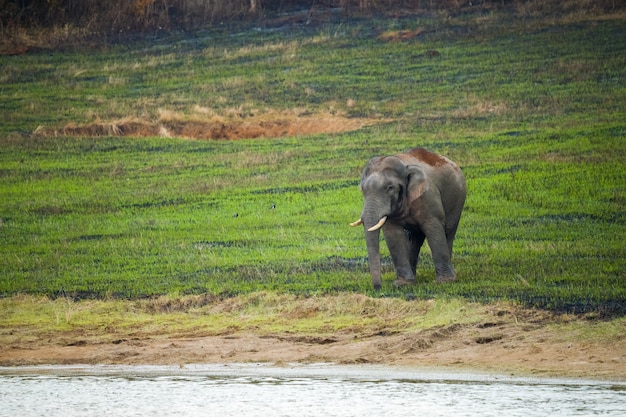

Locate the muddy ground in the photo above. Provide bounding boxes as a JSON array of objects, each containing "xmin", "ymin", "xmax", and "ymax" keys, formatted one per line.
[{"xmin": 2, "ymin": 306, "xmax": 624, "ymax": 380}]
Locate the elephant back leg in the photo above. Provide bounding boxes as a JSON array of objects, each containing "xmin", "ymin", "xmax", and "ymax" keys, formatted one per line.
[
  {"xmin": 408, "ymin": 229, "xmax": 425, "ymax": 274},
  {"xmin": 444, "ymin": 193, "xmax": 465, "ymax": 257},
  {"xmin": 444, "ymin": 218, "xmax": 460, "ymax": 257}
]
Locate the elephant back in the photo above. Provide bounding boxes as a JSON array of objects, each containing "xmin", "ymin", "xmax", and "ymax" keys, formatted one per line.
[{"xmin": 403, "ymin": 147, "xmax": 453, "ymax": 168}]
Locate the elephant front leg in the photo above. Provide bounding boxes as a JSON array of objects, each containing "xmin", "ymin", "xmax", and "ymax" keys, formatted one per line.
[
  {"xmin": 382, "ymin": 224, "xmax": 416, "ymax": 286},
  {"xmin": 423, "ymin": 221, "xmax": 456, "ymax": 283}
]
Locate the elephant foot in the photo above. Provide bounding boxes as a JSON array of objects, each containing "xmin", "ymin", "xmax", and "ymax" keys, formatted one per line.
[
  {"xmin": 393, "ymin": 278, "xmax": 416, "ymax": 287},
  {"xmin": 436, "ymin": 275, "xmax": 456, "ymax": 284}
]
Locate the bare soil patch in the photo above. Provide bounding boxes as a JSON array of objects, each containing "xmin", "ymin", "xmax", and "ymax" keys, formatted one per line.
[
  {"xmin": 378, "ymin": 28, "xmax": 425, "ymax": 42},
  {"xmin": 35, "ymin": 112, "xmax": 381, "ymax": 140}
]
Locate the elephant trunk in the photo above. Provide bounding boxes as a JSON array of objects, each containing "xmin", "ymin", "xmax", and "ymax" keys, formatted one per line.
[
  {"xmin": 365, "ymin": 227, "xmax": 382, "ymax": 290},
  {"xmin": 362, "ymin": 199, "xmax": 388, "ymax": 290}
]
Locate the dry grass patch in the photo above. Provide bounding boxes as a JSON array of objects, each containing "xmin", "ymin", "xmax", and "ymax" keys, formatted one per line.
[
  {"xmin": 378, "ymin": 28, "xmax": 424, "ymax": 42},
  {"xmin": 453, "ymin": 98, "xmax": 509, "ymax": 119},
  {"xmin": 34, "ymin": 109, "xmax": 383, "ymax": 140}
]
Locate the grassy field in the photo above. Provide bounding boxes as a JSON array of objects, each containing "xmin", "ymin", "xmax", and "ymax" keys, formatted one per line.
[{"xmin": 1, "ymin": 8, "xmax": 624, "ymax": 316}]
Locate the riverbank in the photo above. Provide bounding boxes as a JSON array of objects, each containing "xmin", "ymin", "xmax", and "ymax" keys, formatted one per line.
[{"xmin": 1, "ymin": 294, "xmax": 624, "ymax": 380}]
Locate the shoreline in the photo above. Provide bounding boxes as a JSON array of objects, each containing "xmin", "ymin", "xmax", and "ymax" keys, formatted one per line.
[
  {"xmin": 2, "ymin": 362, "xmax": 624, "ymax": 387},
  {"xmin": 2, "ymin": 295, "xmax": 624, "ymax": 381},
  {"xmin": 3, "ymin": 328, "xmax": 625, "ymax": 381}
]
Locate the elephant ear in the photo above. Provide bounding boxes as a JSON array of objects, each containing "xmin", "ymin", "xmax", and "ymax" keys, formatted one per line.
[{"xmin": 406, "ymin": 165, "xmax": 428, "ymax": 201}]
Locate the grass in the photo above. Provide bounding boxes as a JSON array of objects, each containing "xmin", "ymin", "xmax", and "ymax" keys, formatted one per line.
[
  {"xmin": 1, "ymin": 8, "xmax": 625, "ymax": 316},
  {"xmin": 0, "ymin": 292, "xmax": 505, "ymax": 341}
]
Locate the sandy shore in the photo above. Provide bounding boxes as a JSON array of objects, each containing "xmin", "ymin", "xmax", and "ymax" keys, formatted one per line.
[{"xmin": 3, "ymin": 313, "xmax": 625, "ymax": 380}]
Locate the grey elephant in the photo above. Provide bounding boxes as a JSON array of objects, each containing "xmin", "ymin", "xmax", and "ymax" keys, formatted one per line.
[{"xmin": 351, "ymin": 147, "xmax": 466, "ymax": 289}]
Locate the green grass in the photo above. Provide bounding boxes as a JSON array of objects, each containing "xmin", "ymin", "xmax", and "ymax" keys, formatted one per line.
[{"xmin": 1, "ymin": 10, "xmax": 625, "ymax": 315}]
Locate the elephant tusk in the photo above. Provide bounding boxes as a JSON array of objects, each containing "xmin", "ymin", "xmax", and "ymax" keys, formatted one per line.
[
  {"xmin": 349, "ymin": 219, "xmax": 363, "ymax": 227},
  {"xmin": 367, "ymin": 216, "xmax": 387, "ymax": 232}
]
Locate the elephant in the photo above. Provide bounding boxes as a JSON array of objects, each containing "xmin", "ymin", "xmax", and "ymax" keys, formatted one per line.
[{"xmin": 350, "ymin": 147, "xmax": 466, "ymax": 289}]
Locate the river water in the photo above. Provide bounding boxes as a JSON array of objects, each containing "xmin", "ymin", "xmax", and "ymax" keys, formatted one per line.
[{"xmin": 1, "ymin": 364, "xmax": 624, "ymax": 416}]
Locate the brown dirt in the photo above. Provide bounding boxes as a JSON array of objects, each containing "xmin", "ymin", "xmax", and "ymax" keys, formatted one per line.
[
  {"xmin": 34, "ymin": 112, "xmax": 382, "ymax": 140},
  {"xmin": 378, "ymin": 28, "xmax": 425, "ymax": 42},
  {"xmin": 2, "ymin": 305, "xmax": 624, "ymax": 380}
]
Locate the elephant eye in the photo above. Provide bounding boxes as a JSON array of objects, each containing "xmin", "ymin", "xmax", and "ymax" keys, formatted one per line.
[{"xmin": 386, "ymin": 184, "xmax": 396, "ymax": 193}]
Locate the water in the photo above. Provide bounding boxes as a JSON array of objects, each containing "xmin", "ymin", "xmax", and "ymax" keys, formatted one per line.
[{"xmin": 1, "ymin": 364, "xmax": 624, "ymax": 416}]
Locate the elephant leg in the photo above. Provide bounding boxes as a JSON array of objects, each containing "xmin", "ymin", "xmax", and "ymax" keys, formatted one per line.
[
  {"xmin": 445, "ymin": 215, "xmax": 461, "ymax": 258},
  {"xmin": 408, "ymin": 230, "xmax": 425, "ymax": 275},
  {"xmin": 421, "ymin": 220, "xmax": 456, "ymax": 283},
  {"xmin": 445, "ymin": 224, "xmax": 457, "ymax": 258},
  {"xmin": 382, "ymin": 224, "xmax": 416, "ymax": 285}
]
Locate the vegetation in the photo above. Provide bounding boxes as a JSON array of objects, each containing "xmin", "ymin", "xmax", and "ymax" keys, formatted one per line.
[
  {"xmin": 2, "ymin": 1, "xmax": 624, "ymax": 52},
  {"xmin": 0, "ymin": 292, "xmax": 481, "ymax": 339},
  {"xmin": 0, "ymin": 6, "xmax": 624, "ymax": 317}
]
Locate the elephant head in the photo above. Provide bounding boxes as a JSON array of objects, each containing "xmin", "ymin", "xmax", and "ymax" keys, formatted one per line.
[{"xmin": 351, "ymin": 156, "xmax": 428, "ymax": 289}]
